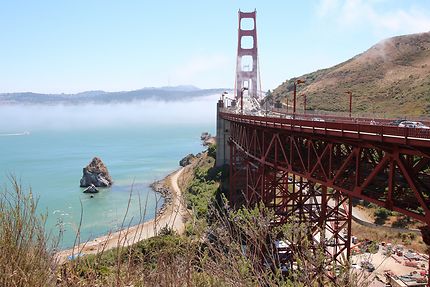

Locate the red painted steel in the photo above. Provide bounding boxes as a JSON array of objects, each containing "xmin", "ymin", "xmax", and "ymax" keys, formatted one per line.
[
  {"xmin": 224, "ymin": 111, "xmax": 430, "ymax": 282},
  {"xmin": 235, "ymin": 10, "xmax": 259, "ymax": 100},
  {"xmin": 221, "ymin": 112, "xmax": 430, "ymax": 148},
  {"xmin": 228, "ymin": 129, "xmax": 353, "ymax": 282},
  {"xmin": 225, "ymin": 113, "xmax": 430, "ymax": 222},
  {"xmin": 302, "ymin": 94, "xmax": 306, "ymax": 113},
  {"xmin": 228, "ymin": 8, "xmax": 430, "ymax": 284},
  {"xmin": 346, "ymin": 91, "xmax": 352, "ymax": 118}
]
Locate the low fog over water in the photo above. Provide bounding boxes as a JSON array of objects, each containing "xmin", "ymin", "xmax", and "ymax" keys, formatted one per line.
[
  {"xmin": 0, "ymin": 94, "xmax": 218, "ymax": 247},
  {"xmin": 0, "ymin": 94, "xmax": 218, "ymax": 132}
]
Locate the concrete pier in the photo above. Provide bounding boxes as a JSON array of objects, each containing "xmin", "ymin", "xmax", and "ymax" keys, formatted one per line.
[{"xmin": 215, "ymin": 100, "xmax": 230, "ymax": 167}]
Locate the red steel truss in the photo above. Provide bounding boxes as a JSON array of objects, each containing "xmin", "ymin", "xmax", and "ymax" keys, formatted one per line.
[
  {"xmin": 224, "ymin": 112, "xmax": 430, "ymax": 282},
  {"xmin": 230, "ymin": 141, "xmax": 352, "ymax": 282},
  {"xmin": 225, "ymin": 113, "xmax": 430, "ymax": 223}
]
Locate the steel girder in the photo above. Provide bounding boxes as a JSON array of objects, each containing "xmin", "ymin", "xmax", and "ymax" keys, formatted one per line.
[
  {"xmin": 228, "ymin": 121, "xmax": 430, "ymax": 224},
  {"xmin": 227, "ymin": 120, "xmax": 430, "ymax": 283},
  {"xmin": 229, "ymin": 139, "xmax": 352, "ymax": 282}
]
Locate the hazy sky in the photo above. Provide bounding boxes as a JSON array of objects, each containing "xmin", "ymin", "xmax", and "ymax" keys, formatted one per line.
[{"xmin": 1, "ymin": 0, "xmax": 429, "ymax": 94}]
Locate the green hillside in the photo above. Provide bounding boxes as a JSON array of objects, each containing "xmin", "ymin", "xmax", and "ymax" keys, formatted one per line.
[{"xmin": 272, "ymin": 32, "xmax": 430, "ymax": 117}]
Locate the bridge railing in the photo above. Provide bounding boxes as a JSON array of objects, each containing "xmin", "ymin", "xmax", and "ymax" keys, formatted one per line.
[
  {"xmin": 220, "ymin": 110, "xmax": 430, "ymax": 146},
  {"xmin": 220, "ymin": 106, "xmax": 430, "ymax": 126}
]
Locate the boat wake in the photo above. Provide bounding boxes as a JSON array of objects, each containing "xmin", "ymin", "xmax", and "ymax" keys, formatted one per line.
[{"xmin": 0, "ymin": 131, "xmax": 30, "ymax": 137}]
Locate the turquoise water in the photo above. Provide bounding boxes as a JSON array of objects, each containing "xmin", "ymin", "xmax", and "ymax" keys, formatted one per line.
[{"xmin": 0, "ymin": 98, "xmax": 216, "ymax": 248}]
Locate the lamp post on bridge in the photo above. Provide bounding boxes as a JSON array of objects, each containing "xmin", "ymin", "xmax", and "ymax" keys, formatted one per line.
[
  {"xmin": 293, "ymin": 79, "xmax": 305, "ymax": 115},
  {"xmin": 240, "ymin": 87, "xmax": 248, "ymax": 115},
  {"xmin": 221, "ymin": 91, "xmax": 228, "ymax": 107},
  {"xmin": 221, "ymin": 91, "xmax": 228, "ymax": 102},
  {"xmin": 301, "ymin": 93, "xmax": 306, "ymax": 114},
  {"xmin": 264, "ymin": 95, "xmax": 272, "ymax": 117},
  {"xmin": 346, "ymin": 91, "xmax": 352, "ymax": 118}
]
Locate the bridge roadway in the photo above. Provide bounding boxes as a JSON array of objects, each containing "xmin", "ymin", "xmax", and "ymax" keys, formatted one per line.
[{"xmin": 221, "ymin": 110, "xmax": 430, "ymax": 149}]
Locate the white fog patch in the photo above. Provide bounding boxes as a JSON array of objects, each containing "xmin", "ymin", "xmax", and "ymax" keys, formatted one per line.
[{"xmin": 0, "ymin": 94, "xmax": 219, "ymax": 132}]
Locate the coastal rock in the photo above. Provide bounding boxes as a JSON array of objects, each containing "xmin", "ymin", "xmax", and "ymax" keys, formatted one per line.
[
  {"xmin": 201, "ymin": 132, "xmax": 214, "ymax": 146},
  {"xmin": 150, "ymin": 180, "xmax": 172, "ymax": 218},
  {"xmin": 83, "ymin": 184, "xmax": 99, "ymax": 193},
  {"xmin": 80, "ymin": 157, "xmax": 113, "ymax": 187},
  {"xmin": 200, "ymin": 132, "xmax": 210, "ymax": 141},
  {"xmin": 179, "ymin": 153, "xmax": 195, "ymax": 167}
]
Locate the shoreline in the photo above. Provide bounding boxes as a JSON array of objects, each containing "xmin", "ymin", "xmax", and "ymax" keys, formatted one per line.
[
  {"xmin": 56, "ymin": 167, "xmax": 188, "ymax": 263},
  {"xmin": 150, "ymin": 178, "xmax": 173, "ymax": 219}
]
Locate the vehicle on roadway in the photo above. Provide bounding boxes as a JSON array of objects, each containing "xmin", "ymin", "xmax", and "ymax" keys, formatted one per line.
[
  {"xmin": 398, "ymin": 121, "xmax": 430, "ymax": 129},
  {"xmin": 389, "ymin": 119, "xmax": 407, "ymax": 126},
  {"xmin": 311, "ymin": 117, "xmax": 325, "ymax": 122}
]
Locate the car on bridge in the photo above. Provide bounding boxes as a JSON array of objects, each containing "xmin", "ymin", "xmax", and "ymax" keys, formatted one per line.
[
  {"xmin": 389, "ymin": 119, "xmax": 407, "ymax": 126},
  {"xmin": 311, "ymin": 117, "xmax": 325, "ymax": 122},
  {"xmin": 398, "ymin": 121, "xmax": 429, "ymax": 129}
]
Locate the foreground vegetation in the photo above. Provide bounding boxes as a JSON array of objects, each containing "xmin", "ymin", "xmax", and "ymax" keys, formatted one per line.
[
  {"xmin": 2, "ymin": 145, "xmax": 369, "ymax": 287},
  {"xmin": 0, "ymin": 178, "xmax": 58, "ymax": 286}
]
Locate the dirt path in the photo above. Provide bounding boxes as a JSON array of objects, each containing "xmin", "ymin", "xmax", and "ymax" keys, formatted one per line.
[{"xmin": 56, "ymin": 168, "xmax": 187, "ymax": 263}]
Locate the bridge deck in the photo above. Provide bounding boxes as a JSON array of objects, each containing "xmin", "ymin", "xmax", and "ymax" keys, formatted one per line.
[{"xmin": 221, "ymin": 111, "xmax": 430, "ymax": 149}]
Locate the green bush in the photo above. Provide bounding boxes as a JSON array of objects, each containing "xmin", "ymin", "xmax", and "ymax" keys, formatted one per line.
[
  {"xmin": 207, "ymin": 144, "xmax": 216, "ymax": 159},
  {"xmin": 185, "ymin": 156, "xmax": 220, "ymax": 220},
  {"xmin": 392, "ymin": 215, "xmax": 411, "ymax": 228},
  {"xmin": 374, "ymin": 207, "xmax": 392, "ymax": 225}
]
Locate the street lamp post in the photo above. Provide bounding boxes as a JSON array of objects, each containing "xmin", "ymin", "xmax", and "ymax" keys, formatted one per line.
[
  {"xmin": 293, "ymin": 79, "xmax": 305, "ymax": 115},
  {"xmin": 346, "ymin": 91, "xmax": 352, "ymax": 117},
  {"xmin": 221, "ymin": 91, "xmax": 228, "ymax": 107},
  {"xmin": 240, "ymin": 87, "xmax": 248, "ymax": 114},
  {"xmin": 222, "ymin": 91, "xmax": 228, "ymax": 102},
  {"xmin": 301, "ymin": 94, "xmax": 306, "ymax": 113}
]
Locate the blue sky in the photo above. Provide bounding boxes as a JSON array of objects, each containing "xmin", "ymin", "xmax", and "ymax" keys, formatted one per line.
[{"xmin": 0, "ymin": 0, "xmax": 429, "ymax": 94}]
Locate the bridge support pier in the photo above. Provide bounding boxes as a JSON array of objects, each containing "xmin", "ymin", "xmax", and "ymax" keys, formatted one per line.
[
  {"xmin": 228, "ymin": 144, "xmax": 352, "ymax": 283},
  {"xmin": 420, "ymin": 226, "xmax": 430, "ymax": 287},
  {"xmin": 215, "ymin": 100, "xmax": 231, "ymax": 168}
]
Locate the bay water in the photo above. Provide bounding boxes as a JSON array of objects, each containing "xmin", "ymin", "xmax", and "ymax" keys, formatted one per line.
[{"xmin": 0, "ymin": 95, "xmax": 217, "ymax": 248}]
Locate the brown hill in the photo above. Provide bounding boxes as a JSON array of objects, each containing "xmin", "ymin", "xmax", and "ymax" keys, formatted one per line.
[{"xmin": 272, "ymin": 32, "xmax": 430, "ymax": 117}]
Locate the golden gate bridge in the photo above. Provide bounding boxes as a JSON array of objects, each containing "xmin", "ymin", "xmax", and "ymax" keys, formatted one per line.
[{"xmin": 216, "ymin": 9, "xmax": 430, "ymax": 285}]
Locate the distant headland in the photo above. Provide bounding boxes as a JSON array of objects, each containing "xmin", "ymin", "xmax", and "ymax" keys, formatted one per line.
[{"xmin": 0, "ymin": 86, "xmax": 226, "ymax": 105}]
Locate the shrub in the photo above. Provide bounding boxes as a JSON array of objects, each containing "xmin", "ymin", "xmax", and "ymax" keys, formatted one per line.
[
  {"xmin": 392, "ymin": 215, "xmax": 411, "ymax": 228},
  {"xmin": 0, "ymin": 177, "xmax": 59, "ymax": 287},
  {"xmin": 374, "ymin": 207, "xmax": 392, "ymax": 225},
  {"xmin": 207, "ymin": 144, "xmax": 216, "ymax": 159}
]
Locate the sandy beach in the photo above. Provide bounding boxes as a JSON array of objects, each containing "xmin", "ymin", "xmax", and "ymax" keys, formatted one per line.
[{"xmin": 56, "ymin": 167, "xmax": 188, "ymax": 263}]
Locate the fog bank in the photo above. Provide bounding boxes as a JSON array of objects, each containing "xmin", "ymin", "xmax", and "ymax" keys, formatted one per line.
[{"xmin": 0, "ymin": 94, "xmax": 218, "ymax": 132}]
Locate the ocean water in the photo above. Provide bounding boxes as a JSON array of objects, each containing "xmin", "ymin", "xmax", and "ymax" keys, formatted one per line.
[{"xmin": 0, "ymin": 96, "xmax": 217, "ymax": 248}]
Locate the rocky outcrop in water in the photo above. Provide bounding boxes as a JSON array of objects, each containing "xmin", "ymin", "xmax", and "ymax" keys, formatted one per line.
[
  {"xmin": 179, "ymin": 154, "xmax": 195, "ymax": 167},
  {"xmin": 83, "ymin": 184, "xmax": 99, "ymax": 193},
  {"xmin": 80, "ymin": 157, "xmax": 113, "ymax": 187}
]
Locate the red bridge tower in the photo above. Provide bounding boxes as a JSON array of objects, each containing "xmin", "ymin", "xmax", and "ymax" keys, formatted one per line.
[{"xmin": 235, "ymin": 10, "xmax": 260, "ymax": 100}]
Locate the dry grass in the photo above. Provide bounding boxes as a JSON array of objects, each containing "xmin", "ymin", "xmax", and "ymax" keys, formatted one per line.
[
  {"xmin": 0, "ymin": 177, "xmax": 59, "ymax": 287},
  {"xmin": 351, "ymin": 221, "xmax": 428, "ymax": 253},
  {"xmin": 273, "ymin": 32, "xmax": 430, "ymax": 117}
]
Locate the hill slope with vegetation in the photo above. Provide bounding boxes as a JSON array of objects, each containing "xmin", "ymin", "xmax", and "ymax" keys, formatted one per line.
[
  {"xmin": 1, "ymin": 146, "xmax": 367, "ymax": 286},
  {"xmin": 272, "ymin": 32, "xmax": 430, "ymax": 117}
]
